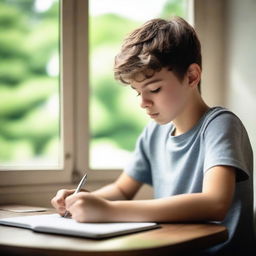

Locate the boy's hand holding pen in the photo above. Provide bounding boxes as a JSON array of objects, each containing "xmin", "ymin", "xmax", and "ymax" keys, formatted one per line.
[
  {"xmin": 63, "ymin": 174, "xmax": 88, "ymax": 218},
  {"xmin": 51, "ymin": 173, "xmax": 88, "ymax": 218},
  {"xmin": 51, "ymin": 173, "xmax": 111, "ymax": 222}
]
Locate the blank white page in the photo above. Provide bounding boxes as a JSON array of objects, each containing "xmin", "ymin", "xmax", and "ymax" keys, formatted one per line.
[{"xmin": 0, "ymin": 214, "xmax": 159, "ymax": 238}]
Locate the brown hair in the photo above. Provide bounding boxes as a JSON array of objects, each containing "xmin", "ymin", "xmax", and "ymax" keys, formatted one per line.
[{"xmin": 114, "ymin": 16, "xmax": 202, "ymax": 91}]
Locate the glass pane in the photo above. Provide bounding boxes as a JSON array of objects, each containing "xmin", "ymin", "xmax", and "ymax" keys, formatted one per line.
[
  {"xmin": 89, "ymin": 0, "xmax": 188, "ymax": 169},
  {"xmin": 0, "ymin": 0, "xmax": 60, "ymax": 168}
]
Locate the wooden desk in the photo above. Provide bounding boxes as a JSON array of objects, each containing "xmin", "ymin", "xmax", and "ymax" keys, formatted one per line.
[{"xmin": 0, "ymin": 207, "xmax": 228, "ymax": 256}]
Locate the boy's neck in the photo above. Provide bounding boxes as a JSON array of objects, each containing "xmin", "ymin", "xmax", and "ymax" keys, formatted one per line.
[{"xmin": 172, "ymin": 94, "xmax": 210, "ymax": 136}]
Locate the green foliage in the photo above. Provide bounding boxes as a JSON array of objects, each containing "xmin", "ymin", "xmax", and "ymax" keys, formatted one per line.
[
  {"xmin": 0, "ymin": 2, "xmax": 27, "ymax": 29},
  {"xmin": 89, "ymin": 14, "xmax": 140, "ymax": 48},
  {"xmin": 90, "ymin": 1, "xmax": 187, "ymax": 153},
  {"xmin": 0, "ymin": 77, "xmax": 58, "ymax": 117},
  {"xmin": 0, "ymin": 135, "xmax": 33, "ymax": 162},
  {"xmin": 160, "ymin": 0, "xmax": 187, "ymax": 19},
  {"xmin": 23, "ymin": 19, "xmax": 59, "ymax": 75},
  {"xmin": 89, "ymin": 14, "xmax": 147, "ymax": 152},
  {"xmin": 0, "ymin": 59, "xmax": 29, "ymax": 85},
  {"xmin": 0, "ymin": 0, "xmax": 59, "ymax": 162}
]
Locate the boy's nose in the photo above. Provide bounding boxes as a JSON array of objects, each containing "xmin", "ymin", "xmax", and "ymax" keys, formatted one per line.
[{"xmin": 140, "ymin": 95, "xmax": 153, "ymax": 109}]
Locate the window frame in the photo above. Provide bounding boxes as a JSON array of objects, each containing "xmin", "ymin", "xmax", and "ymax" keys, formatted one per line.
[{"xmin": 0, "ymin": 0, "xmax": 75, "ymax": 186}]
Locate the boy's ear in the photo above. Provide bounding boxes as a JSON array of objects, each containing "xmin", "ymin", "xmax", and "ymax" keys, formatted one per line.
[{"xmin": 187, "ymin": 64, "xmax": 201, "ymax": 88}]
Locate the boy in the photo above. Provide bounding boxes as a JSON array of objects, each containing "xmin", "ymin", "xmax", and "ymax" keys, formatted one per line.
[{"xmin": 51, "ymin": 17, "xmax": 254, "ymax": 255}]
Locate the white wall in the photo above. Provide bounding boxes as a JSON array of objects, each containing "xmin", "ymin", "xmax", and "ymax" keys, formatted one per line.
[
  {"xmin": 195, "ymin": 0, "xmax": 256, "ymax": 211},
  {"xmin": 194, "ymin": 0, "xmax": 226, "ymax": 107},
  {"xmin": 225, "ymin": 0, "xmax": 256, "ymax": 209}
]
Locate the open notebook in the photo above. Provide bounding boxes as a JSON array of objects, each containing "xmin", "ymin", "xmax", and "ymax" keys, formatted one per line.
[{"xmin": 0, "ymin": 213, "xmax": 160, "ymax": 239}]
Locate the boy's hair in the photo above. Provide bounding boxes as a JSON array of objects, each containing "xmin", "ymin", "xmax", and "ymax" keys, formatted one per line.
[{"xmin": 114, "ymin": 16, "xmax": 202, "ymax": 92}]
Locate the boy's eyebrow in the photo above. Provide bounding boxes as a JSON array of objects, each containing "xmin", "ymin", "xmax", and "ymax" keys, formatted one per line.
[
  {"xmin": 131, "ymin": 78, "xmax": 162, "ymax": 90},
  {"xmin": 143, "ymin": 78, "xmax": 162, "ymax": 87}
]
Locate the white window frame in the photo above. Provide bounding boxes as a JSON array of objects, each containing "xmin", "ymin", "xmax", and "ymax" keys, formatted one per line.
[
  {"xmin": 0, "ymin": 0, "xmax": 76, "ymax": 186},
  {"xmin": 74, "ymin": 0, "xmax": 121, "ymax": 183}
]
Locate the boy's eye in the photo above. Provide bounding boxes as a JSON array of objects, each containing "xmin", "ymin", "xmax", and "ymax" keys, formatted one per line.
[
  {"xmin": 136, "ymin": 92, "xmax": 141, "ymax": 96},
  {"xmin": 150, "ymin": 87, "xmax": 161, "ymax": 93}
]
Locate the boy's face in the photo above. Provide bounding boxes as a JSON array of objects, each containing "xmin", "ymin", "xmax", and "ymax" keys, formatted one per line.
[{"xmin": 130, "ymin": 68, "xmax": 191, "ymax": 125}]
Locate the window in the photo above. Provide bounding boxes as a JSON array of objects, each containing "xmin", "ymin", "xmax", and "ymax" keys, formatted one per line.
[
  {"xmin": 89, "ymin": 0, "xmax": 189, "ymax": 170},
  {"xmin": 0, "ymin": 0, "xmax": 192, "ymax": 187},
  {"xmin": 0, "ymin": 0, "xmax": 75, "ymax": 185},
  {"xmin": 0, "ymin": 0, "xmax": 61, "ymax": 168}
]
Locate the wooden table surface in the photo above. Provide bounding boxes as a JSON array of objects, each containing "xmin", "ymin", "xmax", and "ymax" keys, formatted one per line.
[{"xmin": 0, "ymin": 206, "xmax": 228, "ymax": 256}]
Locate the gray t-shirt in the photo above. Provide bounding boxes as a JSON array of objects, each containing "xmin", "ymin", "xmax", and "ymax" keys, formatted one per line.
[{"xmin": 124, "ymin": 106, "xmax": 254, "ymax": 254}]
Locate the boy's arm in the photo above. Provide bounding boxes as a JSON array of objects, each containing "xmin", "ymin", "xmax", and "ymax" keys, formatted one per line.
[
  {"xmin": 65, "ymin": 165, "xmax": 235, "ymax": 222},
  {"xmin": 109, "ymin": 165, "xmax": 235, "ymax": 222},
  {"xmin": 91, "ymin": 172, "xmax": 143, "ymax": 200},
  {"xmin": 51, "ymin": 172, "xmax": 142, "ymax": 216}
]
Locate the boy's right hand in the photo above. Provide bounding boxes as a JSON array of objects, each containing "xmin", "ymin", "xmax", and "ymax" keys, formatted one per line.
[
  {"xmin": 51, "ymin": 188, "xmax": 90, "ymax": 216},
  {"xmin": 51, "ymin": 189, "xmax": 76, "ymax": 216}
]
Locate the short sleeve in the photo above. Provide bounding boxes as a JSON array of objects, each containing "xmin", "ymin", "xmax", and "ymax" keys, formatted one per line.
[
  {"xmin": 124, "ymin": 126, "xmax": 152, "ymax": 185},
  {"xmin": 202, "ymin": 112, "xmax": 253, "ymax": 182}
]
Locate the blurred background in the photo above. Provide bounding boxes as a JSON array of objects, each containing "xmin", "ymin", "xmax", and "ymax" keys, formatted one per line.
[
  {"xmin": 0, "ymin": 0, "xmax": 187, "ymax": 169},
  {"xmin": 0, "ymin": 0, "xmax": 60, "ymax": 167},
  {"xmin": 89, "ymin": 0, "xmax": 187, "ymax": 169}
]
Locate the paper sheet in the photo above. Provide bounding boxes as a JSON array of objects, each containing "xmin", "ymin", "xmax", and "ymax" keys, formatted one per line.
[
  {"xmin": 0, "ymin": 205, "xmax": 47, "ymax": 213},
  {"xmin": 0, "ymin": 213, "xmax": 159, "ymax": 238}
]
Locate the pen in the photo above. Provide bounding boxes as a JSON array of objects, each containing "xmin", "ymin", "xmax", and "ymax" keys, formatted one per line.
[{"xmin": 63, "ymin": 173, "xmax": 88, "ymax": 218}]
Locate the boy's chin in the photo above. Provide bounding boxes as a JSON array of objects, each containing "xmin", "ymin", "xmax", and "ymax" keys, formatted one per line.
[
  {"xmin": 150, "ymin": 114, "xmax": 174, "ymax": 125},
  {"xmin": 154, "ymin": 119, "xmax": 172, "ymax": 125}
]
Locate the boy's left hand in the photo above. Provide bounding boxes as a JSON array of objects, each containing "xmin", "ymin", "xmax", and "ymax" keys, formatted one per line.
[{"xmin": 65, "ymin": 192, "xmax": 111, "ymax": 222}]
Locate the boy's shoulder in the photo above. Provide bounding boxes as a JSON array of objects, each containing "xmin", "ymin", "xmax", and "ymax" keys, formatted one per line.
[
  {"xmin": 201, "ymin": 106, "xmax": 244, "ymax": 135},
  {"xmin": 142, "ymin": 106, "xmax": 245, "ymax": 141}
]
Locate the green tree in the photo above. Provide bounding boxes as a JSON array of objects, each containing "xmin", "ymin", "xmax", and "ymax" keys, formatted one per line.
[
  {"xmin": 89, "ymin": 14, "xmax": 147, "ymax": 152},
  {"xmin": 0, "ymin": 0, "xmax": 59, "ymax": 163},
  {"xmin": 89, "ymin": 1, "xmax": 188, "ymax": 154}
]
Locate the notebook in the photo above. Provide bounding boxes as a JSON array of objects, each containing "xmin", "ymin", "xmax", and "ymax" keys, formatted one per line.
[{"xmin": 0, "ymin": 213, "xmax": 160, "ymax": 239}]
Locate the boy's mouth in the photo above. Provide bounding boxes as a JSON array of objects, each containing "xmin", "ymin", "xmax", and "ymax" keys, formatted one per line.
[{"xmin": 148, "ymin": 113, "xmax": 159, "ymax": 118}]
